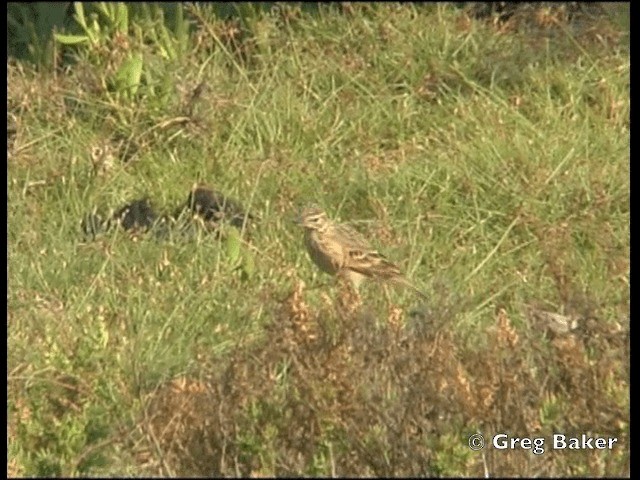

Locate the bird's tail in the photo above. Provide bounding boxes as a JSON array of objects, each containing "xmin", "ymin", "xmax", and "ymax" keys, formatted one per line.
[{"xmin": 394, "ymin": 276, "xmax": 428, "ymax": 301}]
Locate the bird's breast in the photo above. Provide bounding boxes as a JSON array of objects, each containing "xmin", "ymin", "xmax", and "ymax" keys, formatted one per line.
[{"xmin": 304, "ymin": 229, "xmax": 342, "ymax": 275}]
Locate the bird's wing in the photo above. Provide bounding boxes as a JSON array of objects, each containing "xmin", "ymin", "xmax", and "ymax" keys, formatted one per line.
[
  {"xmin": 333, "ymin": 222, "xmax": 427, "ymax": 299},
  {"xmin": 331, "ymin": 223, "xmax": 402, "ymax": 279},
  {"xmin": 333, "ymin": 222, "xmax": 374, "ymax": 251}
]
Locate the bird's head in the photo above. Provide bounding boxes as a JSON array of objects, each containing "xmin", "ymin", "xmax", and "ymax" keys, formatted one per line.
[{"xmin": 295, "ymin": 204, "xmax": 330, "ymax": 231}]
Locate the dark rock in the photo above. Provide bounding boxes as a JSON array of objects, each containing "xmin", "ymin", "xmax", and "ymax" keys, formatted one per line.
[
  {"xmin": 113, "ymin": 198, "xmax": 157, "ymax": 232},
  {"xmin": 183, "ymin": 184, "xmax": 253, "ymax": 229}
]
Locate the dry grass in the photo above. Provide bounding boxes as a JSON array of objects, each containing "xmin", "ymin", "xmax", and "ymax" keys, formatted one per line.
[{"xmin": 136, "ymin": 282, "xmax": 628, "ymax": 476}]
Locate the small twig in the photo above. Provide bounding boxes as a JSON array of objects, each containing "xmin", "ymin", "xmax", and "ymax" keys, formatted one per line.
[{"xmin": 464, "ymin": 215, "xmax": 520, "ymax": 283}]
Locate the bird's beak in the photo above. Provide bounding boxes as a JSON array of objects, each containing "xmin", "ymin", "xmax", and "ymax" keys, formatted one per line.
[{"xmin": 293, "ymin": 215, "xmax": 303, "ymax": 225}]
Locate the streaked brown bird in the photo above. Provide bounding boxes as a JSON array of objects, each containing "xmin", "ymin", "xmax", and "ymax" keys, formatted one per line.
[{"xmin": 296, "ymin": 205, "xmax": 427, "ymax": 300}]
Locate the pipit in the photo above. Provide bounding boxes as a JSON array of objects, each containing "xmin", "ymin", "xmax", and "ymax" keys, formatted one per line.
[{"xmin": 296, "ymin": 205, "xmax": 427, "ymax": 300}]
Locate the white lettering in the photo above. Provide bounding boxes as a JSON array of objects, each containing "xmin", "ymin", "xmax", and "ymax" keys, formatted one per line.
[
  {"xmin": 492, "ymin": 434, "xmax": 618, "ymax": 453},
  {"xmin": 554, "ymin": 435, "xmax": 618, "ymax": 450},
  {"xmin": 492, "ymin": 435, "xmax": 545, "ymax": 454},
  {"xmin": 554, "ymin": 434, "xmax": 567, "ymax": 449},
  {"xmin": 581, "ymin": 435, "xmax": 593, "ymax": 449},
  {"xmin": 532, "ymin": 437, "xmax": 545, "ymax": 455},
  {"xmin": 493, "ymin": 434, "xmax": 508, "ymax": 449}
]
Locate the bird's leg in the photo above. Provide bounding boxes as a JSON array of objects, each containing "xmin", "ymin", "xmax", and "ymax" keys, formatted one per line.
[{"xmin": 336, "ymin": 271, "xmax": 362, "ymax": 313}]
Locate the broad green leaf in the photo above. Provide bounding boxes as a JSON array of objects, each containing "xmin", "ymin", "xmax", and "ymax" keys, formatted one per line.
[
  {"xmin": 225, "ymin": 229, "xmax": 241, "ymax": 265},
  {"xmin": 114, "ymin": 3, "xmax": 129, "ymax": 33},
  {"xmin": 242, "ymin": 249, "xmax": 256, "ymax": 279},
  {"xmin": 96, "ymin": 2, "xmax": 128, "ymax": 32},
  {"xmin": 73, "ymin": 2, "xmax": 87, "ymax": 29},
  {"xmin": 54, "ymin": 34, "xmax": 90, "ymax": 45},
  {"xmin": 114, "ymin": 53, "xmax": 143, "ymax": 98}
]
